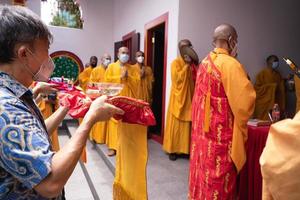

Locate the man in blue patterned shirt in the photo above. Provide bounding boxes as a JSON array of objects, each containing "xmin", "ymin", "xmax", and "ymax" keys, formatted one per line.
[{"xmin": 0, "ymin": 5, "xmax": 124, "ymax": 199}]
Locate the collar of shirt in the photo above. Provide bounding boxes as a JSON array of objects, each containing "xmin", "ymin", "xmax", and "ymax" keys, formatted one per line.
[
  {"xmin": 0, "ymin": 71, "xmax": 30, "ymax": 98},
  {"xmin": 213, "ymin": 48, "xmax": 229, "ymax": 55}
]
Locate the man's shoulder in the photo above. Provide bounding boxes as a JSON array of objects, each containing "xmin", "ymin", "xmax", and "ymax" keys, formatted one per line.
[{"xmin": 0, "ymin": 89, "xmax": 29, "ymax": 115}]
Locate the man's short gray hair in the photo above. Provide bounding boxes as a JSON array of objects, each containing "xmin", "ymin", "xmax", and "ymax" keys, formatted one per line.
[{"xmin": 0, "ymin": 5, "xmax": 53, "ymax": 64}]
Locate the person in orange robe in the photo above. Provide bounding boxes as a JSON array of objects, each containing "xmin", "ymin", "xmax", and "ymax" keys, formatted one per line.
[
  {"xmin": 260, "ymin": 111, "xmax": 300, "ymax": 200},
  {"xmin": 163, "ymin": 39, "xmax": 195, "ymax": 161},
  {"xmin": 106, "ymin": 47, "xmax": 148, "ymax": 200},
  {"xmin": 189, "ymin": 24, "xmax": 256, "ymax": 200},
  {"xmin": 78, "ymin": 56, "xmax": 98, "ymax": 91},
  {"xmin": 134, "ymin": 50, "xmax": 154, "ymax": 104},
  {"xmin": 253, "ymin": 55, "xmax": 285, "ymax": 120},
  {"xmin": 89, "ymin": 53, "xmax": 111, "ymax": 144},
  {"xmin": 78, "ymin": 56, "xmax": 98, "ymax": 162}
]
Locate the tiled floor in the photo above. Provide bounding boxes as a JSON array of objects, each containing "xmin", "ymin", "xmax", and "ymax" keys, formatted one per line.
[{"xmin": 60, "ymin": 121, "xmax": 189, "ymax": 200}]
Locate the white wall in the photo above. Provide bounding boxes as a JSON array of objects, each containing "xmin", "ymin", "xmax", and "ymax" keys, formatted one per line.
[
  {"xmin": 178, "ymin": 0, "xmax": 300, "ymax": 80},
  {"xmin": 48, "ymin": 0, "xmax": 114, "ymax": 65},
  {"xmin": 16, "ymin": 0, "xmax": 113, "ymax": 66},
  {"xmin": 0, "ymin": 0, "xmax": 11, "ymax": 5},
  {"xmin": 113, "ymin": 0, "xmax": 180, "ymax": 119}
]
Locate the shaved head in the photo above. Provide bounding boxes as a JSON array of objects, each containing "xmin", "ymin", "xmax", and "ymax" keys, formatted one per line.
[
  {"xmin": 213, "ymin": 24, "xmax": 237, "ymax": 42},
  {"xmin": 178, "ymin": 39, "xmax": 192, "ymax": 50},
  {"xmin": 118, "ymin": 46, "xmax": 129, "ymax": 54},
  {"xmin": 102, "ymin": 53, "xmax": 111, "ymax": 60}
]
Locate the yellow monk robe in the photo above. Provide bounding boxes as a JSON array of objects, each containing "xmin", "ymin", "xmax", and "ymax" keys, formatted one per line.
[
  {"xmin": 78, "ymin": 66, "xmax": 93, "ymax": 91},
  {"xmin": 104, "ymin": 61, "xmax": 122, "ymax": 151},
  {"xmin": 253, "ymin": 67, "xmax": 285, "ymax": 120},
  {"xmin": 105, "ymin": 61, "xmax": 148, "ymax": 200},
  {"xmin": 37, "ymin": 98, "xmax": 60, "ymax": 151},
  {"xmin": 134, "ymin": 64, "xmax": 154, "ymax": 103},
  {"xmin": 212, "ymin": 48, "xmax": 256, "ymax": 172},
  {"xmin": 89, "ymin": 65, "xmax": 107, "ymax": 143},
  {"xmin": 78, "ymin": 67, "xmax": 94, "ymax": 162},
  {"xmin": 260, "ymin": 112, "xmax": 300, "ymax": 200},
  {"xmin": 163, "ymin": 57, "xmax": 194, "ymax": 154},
  {"xmin": 294, "ymin": 76, "xmax": 300, "ymax": 112}
]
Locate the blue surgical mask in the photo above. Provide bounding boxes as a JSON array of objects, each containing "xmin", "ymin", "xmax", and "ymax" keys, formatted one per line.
[
  {"xmin": 119, "ymin": 53, "xmax": 129, "ymax": 63},
  {"xmin": 103, "ymin": 58, "xmax": 111, "ymax": 67},
  {"xmin": 272, "ymin": 61, "xmax": 279, "ymax": 69}
]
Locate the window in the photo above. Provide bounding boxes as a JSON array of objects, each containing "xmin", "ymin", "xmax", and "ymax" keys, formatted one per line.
[{"xmin": 41, "ymin": 0, "xmax": 83, "ymax": 29}]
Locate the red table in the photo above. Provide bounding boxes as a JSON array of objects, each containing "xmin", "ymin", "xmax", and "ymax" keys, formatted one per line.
[{"xmin": 238, "ymin": 125, "xmax": 270, "ymax": 200}]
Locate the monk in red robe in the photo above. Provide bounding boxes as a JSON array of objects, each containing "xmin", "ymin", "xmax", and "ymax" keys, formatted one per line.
[{"xmin": 189, "ymin": 24, "xmax": 256, "ymax": 199}]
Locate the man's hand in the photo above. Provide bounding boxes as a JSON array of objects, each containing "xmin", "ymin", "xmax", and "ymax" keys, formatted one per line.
[
  {"xmin": 33, "ymin": 82, "xmax": 58, "ymax": 96},
  {"xmin": 85, "ymin": 95, "xmax": 124, "ymax": 124}
]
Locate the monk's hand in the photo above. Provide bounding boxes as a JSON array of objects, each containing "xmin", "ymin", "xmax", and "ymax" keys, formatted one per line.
[
  {"xmin": 85, "ymin": 95, "xmax": 124, "ymax": 124},
  {"xmin": 140, "ymin": 66, "xmax": 146, "ymax": 79},
  {"xmin": 183, "ymin": 54, "xmax": 193, "ymax": 64},
  {"xmin": 121, "ymin": 68, "xmax": 128, "ymax": 79}
]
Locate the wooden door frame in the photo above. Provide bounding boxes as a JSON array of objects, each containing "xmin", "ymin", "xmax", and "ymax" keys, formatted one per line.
[{"xmin": 144, "ymin": 12, "xmax": 169, "ymax": 144}]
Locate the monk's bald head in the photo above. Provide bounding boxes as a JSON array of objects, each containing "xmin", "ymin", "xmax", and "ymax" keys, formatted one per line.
[
  {"xmin": 178, "ymin": 39, "xmax": 192, "ymax": 50},
  {"xmin": 102, "ymin": 53, "xmax": 111, "ymax": 60},
  {"xmin": 118, "ymin": 47, "xmax": 129, "ymax": 55},
  {"xmin": 213, "ymin": 24, "xmax": 237, "ymax": 42}
]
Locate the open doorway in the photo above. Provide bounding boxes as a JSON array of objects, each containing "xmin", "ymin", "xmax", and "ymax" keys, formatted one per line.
[{"xmin": 145, "ymin": 13, "xmax": 168, "ymax": 144}]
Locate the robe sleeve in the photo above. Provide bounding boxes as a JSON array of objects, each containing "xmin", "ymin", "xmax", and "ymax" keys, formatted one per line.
[
  {"xmin": 105, "ymin": 64, "xmax": 121, "ymax": 83},
  {"xmin": 221, "ymin": 60, "xmax": 256, "ymax": 171}
]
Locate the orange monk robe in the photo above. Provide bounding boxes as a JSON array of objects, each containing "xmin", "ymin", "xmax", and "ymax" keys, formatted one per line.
[
  {"xmin": 89, "ymin": 65, "xmax": 107, "ymax": 144},
  {"xmin": 163, "ymin": 57, "xmax": 194, "ymax": 154},
  {"xmin": 78, "ymin": 66, "xmax": 94, "ymax": 162},
  {"xmin": 106, "ymin": 61, "xmax": 148, "ymax": 200},
  {"xmin": 104, "ymin": 61, "xmax": 141, "ymax": 151},
  {"xmin": 134, "ymin": 64, "xmax": 154, "ymax": 103},
  {"xmin": 213, "ymin": 48, "xmax": 256, "ymax": 172},
  {"xmin": 37, "ymin": 98, "xmax": 60, "ymax": 152},
  {"xmin": 260, "ymin": 112, "xmax": 300, "ymax": 200},
  {"xmin": 294, "ymin": 76, "xmax": 300, "ymax": 112},
  {"xmin": 253, "ymin": 67, "xmax": 285, "ymax": 120},
  {"xmin": 78, "ymin": 66, "xmax": 93, "ymax": 91}
]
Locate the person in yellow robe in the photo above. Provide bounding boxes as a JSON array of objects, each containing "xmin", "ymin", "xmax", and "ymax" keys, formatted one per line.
[
  {"xmin": 89, "ymin": 53, "xmax": 111, "ymax": 144},
  {"xmin": 38, "ymin": 96, "xmax": 60, "ymax": 151},
  {"xmin": 78, "ymin": 56, "xmax": 98, "ymax": 162},
  {"xmin": 260, "ymin": 111, "xmax": 300, "ymax": 200},
  {"xmin": 105, "ymin": 47, "xmax": 148, "ymax": 200},
  {"xmin": 253, "ymin": 55, "xmax": 285, "ymax": 120},
  {"xmin": 163, "ymin": 39, "xmax": 194, "ymax": 161},
  {"xmin": 134, "ymin": 50, "xmax": 154, "ymax": 104},
  {"xmin": 78, "ymin": 56, "xmax": 98, "ymax": 91},
  {"xmin": 31, "ymin": 82, "xmax": 60, "ymax": 151},
  {"xmin": 189, "ymin": 24, "xmax": 256, "ymax": 199}
]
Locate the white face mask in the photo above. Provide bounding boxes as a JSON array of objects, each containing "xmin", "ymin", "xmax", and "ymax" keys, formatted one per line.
[
  {"xmin": 103, "ymin": 58, "xmax": 111, "ymax": 67},
  {"xmin": 23, "ymin": 49, "xmax": 55, "ymax": 82},
  {"xmin": 33, "ymin": 57, "xmax": 55, "ymax": 82},
  {"xmin": 119, "ymin": 53, "xmax": 129, "ymax": 63},
  {"xmin": 136, "ymin": 56, "xmax": 144, "ymax": 64}
]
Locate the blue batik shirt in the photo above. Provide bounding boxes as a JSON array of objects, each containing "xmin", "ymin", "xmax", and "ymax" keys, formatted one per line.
[{"xmin": 0, "ymin": 72, "xmax": 54, "ymax": 199}]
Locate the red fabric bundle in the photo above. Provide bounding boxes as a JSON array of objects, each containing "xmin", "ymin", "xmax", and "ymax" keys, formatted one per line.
[
  {"xmin": 59, "ymin": 91, "xmax": 156, "ymax": 126},
  {"xmin": 59, "ymin": 91, "xmax": 92, "ymax": 118},
  {"xmin": 107, "ymin": 96, "xmax": 156, "ymax": 126},
  {"xmin": 48, "ymin": 80, "xmax": 80, "ymax": 92}
]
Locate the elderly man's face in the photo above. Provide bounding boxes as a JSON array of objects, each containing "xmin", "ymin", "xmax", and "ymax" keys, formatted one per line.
[{"xmin": 20, "ymin": 39, "xmax": 50, "ymax": 85}]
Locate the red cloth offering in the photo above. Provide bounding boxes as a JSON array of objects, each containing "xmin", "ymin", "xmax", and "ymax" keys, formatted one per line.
[
  {"xmin": 59, "ymin": 91, "xmax": 156, "ymax": 126},
  {"xmin": 48, "ymin": 80, "xmax": 80, "ymax": 92},
  {"xmin": 107, "ymin": 96, "xmax": 156, "ymax": 126},
  {"xmin": 59, "ymin": 91, "xmax": 92, "ymax": 118}
]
